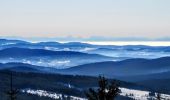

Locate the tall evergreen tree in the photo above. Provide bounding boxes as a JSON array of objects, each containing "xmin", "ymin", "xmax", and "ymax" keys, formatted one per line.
[{"xmin": 86, "ymin": 76, "xmax": 120, "ymax": 100}]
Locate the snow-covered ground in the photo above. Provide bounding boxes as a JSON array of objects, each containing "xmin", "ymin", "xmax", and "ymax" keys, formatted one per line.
[
  {"xmin": 21, "ymin": 89, "xmax": 87, "ymax": 100},
  {"xmin": 120, "ymin": 87, "xmax": 170, "ymax": 100},
  {"xmin": 22, "ymin": 88, "xmax": 170, "ymax": 100}
]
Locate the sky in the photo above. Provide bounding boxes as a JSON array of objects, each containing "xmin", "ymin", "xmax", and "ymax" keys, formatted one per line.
[{"xmin": 0, "ymin": 0, "xmax": 170, "ymax": 41}]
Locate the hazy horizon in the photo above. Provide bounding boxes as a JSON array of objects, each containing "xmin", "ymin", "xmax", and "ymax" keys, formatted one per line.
[{"xmin": 2, "ymin": 37, "xmax": 170, "ymax": 46}]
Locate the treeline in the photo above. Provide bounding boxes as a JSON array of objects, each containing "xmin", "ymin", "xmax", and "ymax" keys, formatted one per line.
[
  {"xmin": 0, "ymin": 70, "xmax": 160, "ymax": 100},
  {"xmin": 3, "ymin": 72, "xmax": 123, "ymax": 100}
]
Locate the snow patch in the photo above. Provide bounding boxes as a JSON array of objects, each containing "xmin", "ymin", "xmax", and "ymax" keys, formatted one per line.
[
  {"xmin": 120, "ymin": 87, "xmax": 170, "ymax": 100},
  {"xmin": 22, "ymin": 89, "xmax": 87, "ymax": 100},
  {"xmin": 21, "ymin": 87, "xmax": 170, "ymax": 100}
]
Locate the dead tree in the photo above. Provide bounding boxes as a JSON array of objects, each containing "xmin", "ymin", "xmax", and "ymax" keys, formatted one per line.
[{"xmin": 6, "ymin": 72, "xmax": 18, "ymax": 100}]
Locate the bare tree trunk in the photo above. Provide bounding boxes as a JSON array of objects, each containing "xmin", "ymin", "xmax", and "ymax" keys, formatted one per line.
[{"xmin": 6, "ymin": 72, "xmax": 18, "ymax": 100}]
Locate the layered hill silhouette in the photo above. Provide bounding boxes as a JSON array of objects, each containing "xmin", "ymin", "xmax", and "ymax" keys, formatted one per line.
[
  {"xmin": 0, "ymin": 47, "xmax": 106, "ymax": 57},
  {"xmin": 1, "ymin": 56, "xmax": 170, "ymax": 82},
  {"xmin": 56, "ymin": 57, "xmax": 170, "ymax": 78},
  {"xmin": 0, "ymin": 47, "xmax": 113, "ymax": 68}
]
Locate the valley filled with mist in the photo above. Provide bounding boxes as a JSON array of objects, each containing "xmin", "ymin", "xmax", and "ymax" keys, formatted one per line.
[{"xmin": 1, "ymin": 39, "xmax": 170, "ymax": 100}]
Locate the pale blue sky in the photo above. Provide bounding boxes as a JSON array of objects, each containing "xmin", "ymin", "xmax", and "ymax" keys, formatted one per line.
[{"xmin": 0, "ymin": 0, "xmax": 170, "ymax": 41}]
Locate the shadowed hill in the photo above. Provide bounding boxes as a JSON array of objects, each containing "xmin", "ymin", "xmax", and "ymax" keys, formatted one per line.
[{"xmin": 57, "ymin": 57, "xmax": 170, "ymax": 77}]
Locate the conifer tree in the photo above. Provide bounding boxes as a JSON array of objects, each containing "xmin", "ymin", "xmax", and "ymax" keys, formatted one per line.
[{"xmin": 86, "ymin": 76, "xmax": 120, "ymax": 100}]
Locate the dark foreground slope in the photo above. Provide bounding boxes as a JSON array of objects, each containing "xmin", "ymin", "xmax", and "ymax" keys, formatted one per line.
[
  {"xmin": 0, "ymin": 70, "xmax": 145, "ymax": 100},
  {"xmin": 1, "ymin": 57, "xmax": 170, "ymax": 94}
]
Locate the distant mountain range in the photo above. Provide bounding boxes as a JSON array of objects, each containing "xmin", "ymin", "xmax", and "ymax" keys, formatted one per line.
[
  {"xmin": 0, "ymin": 47, "xmax": 113, "ymax": 68},
  {"xmin": 0, "ymin": 39, "xmax": 28, "ymax": 44},
  {"xmin": 0, "ymin": 47, "xmax": 102, "ymax": 57},
  {"xmin": 1, "ymin": 39, "xmax": 170, "ymax": 59}
]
